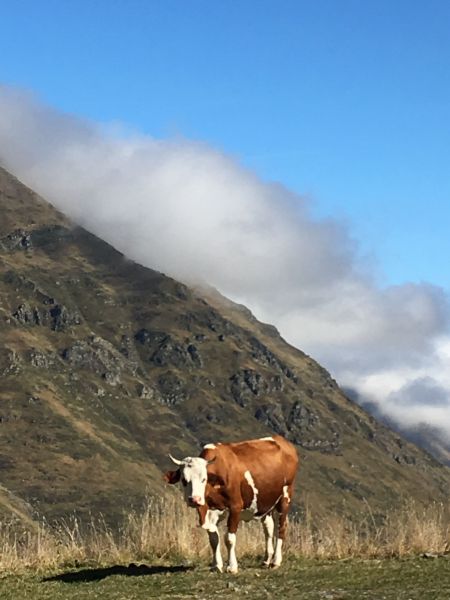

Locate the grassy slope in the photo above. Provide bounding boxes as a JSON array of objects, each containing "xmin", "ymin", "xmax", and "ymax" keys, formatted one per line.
[
  {"xmin": 1, "ymin": 558, "xmax": 450, "ymax": 600},
  {"xmin": 1, "ymin": 165, "xmax": 450, "ymax": 525}
]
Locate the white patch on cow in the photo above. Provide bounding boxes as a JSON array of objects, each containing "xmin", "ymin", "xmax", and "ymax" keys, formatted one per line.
[
  {"xmin": 240, "ymin": 470, "xmax": 260, "ymax": 522},
  {"xmin": 225, "ymin": 532, "xmax": 238, "ymax": 573},
  {"xmin": 258, "ymin": 436, "xmax": 274, "ymax": 442},
  {"xmin": 244, "ymin": 470, "xmax": 259, "ymax": 512},
  {"xmin": 262, "ymin": 514, "xmax": 275, "ymax": 566},
  {"xmin": 203, "ymin": 443, "xmax": 216, "ymax": 449},
  {"xmin": 202, "ymin": 509, "xmax": 225, "ymax": 530},
  {"xmin": 283, "ymin": 485, "xmax": 290, "ymax": 503},
  {"xmin": 273, "ymin": 537, "xmax": 283, "ymax": 567},
  {"xmin": 203, "ymin": 509, "xmax": 225, "ymax": 572}
]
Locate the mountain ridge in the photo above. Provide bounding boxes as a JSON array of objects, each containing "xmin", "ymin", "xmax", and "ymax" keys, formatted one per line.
[{"xmin": 1, "ymin": 165, "xmax": 449, "ymax": 525}]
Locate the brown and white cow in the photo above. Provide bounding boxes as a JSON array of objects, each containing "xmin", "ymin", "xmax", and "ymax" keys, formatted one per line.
[{"xmin": 164, "ymin": 435, "xmax": 299, "ymax": 573}]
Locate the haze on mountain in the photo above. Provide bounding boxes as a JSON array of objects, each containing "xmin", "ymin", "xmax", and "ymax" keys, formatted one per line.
[
  {"xmin": 1, "ymin": 165, "xmax": 450, "ymax": 525},
  {"xmin": 0, "ymin": 86, "xmax": 450, "ymax": 454}
]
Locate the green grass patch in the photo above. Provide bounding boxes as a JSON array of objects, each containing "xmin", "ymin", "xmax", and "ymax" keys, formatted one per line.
[{"xmin": 1, "ymin": 557, "xmax": 450, "ymax": 600}]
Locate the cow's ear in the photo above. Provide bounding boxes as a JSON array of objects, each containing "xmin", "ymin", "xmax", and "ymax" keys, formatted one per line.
[
  {"xmin": 164, "ymin": 469, "xmax": 181, "ymax": 484},
  {"xmin": 207, "ymin": 472, "xmax": 225, "ymax": 488}
]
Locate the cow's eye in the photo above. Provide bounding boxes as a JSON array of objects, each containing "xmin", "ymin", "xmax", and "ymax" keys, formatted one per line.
[
  {"xmin": 201, "ymin": 478, "xmax": 206, "ymax": 483},
  {"xmin": 181, "ymin": 477, "xmax": 187, "ymax": 487}
]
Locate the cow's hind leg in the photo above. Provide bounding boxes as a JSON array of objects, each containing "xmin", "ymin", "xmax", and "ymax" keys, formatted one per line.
[
  {"xmin": 225, "ymin": 508, "xmax": 241, "ymax": 573},
  {"xmin": 203, "ymin": 510, "xmax": 224, "ymax": 572},
  {"xmin": 261, "ymin": 513, "xmax": 275, "ymax": 567},
  {"xmin": 272, "ymin": 486, "xmax": 292, "ymax": 569}
]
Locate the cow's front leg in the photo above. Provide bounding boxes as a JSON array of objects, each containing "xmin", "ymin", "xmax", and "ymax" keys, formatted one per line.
[
  {"xmin": 261, "ymin": 513, "xmax": 275, "ymax": 566},
  {"xmin": 202, "ymin": 509, "xmax": 224, "ymax": 572},
  {"xmin": 225, "ymin": 507, "xmax": 241, "ymax": 573}
]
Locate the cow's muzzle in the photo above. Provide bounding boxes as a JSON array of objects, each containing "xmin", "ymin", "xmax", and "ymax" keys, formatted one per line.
[{"xmin": 188, "ymin": 496, "xmax": 203, "ymax": 507}]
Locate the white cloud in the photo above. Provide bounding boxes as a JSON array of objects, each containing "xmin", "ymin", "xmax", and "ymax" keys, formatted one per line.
[{"xmin": 1, "ymin": 85, "xmax": 449, "ymax": 440}]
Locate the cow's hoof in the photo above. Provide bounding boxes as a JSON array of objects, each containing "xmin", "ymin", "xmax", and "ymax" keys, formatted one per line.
[
  {"xmin": 210, "ymin": 564, "xmax": 223, "ymax": 573},
  {"xmin": 270, "ymin": 563, "xmax": 281, "ymax": 570},
  {"xmin": 262, "ymin": 561, "xmax": 272, "ymax": 568},
  {"xmin": 226, "ymin": 565, "xmax": 238, "ymax": 574}
]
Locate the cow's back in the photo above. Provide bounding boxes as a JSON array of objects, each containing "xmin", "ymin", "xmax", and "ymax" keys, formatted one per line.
[
  {"xmin": 202, "ymin": 435, "xmax": 298, "ymax": 516},
  {"xmin": 230, "ymin": 435, "xmax": 297, "ymax": 478}
]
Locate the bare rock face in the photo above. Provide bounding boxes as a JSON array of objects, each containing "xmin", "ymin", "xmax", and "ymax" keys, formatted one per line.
[
  {"xmin": 0, "ymin": 348, "xmax": 22, "ymax": 376},
  {"xmin": 12, "ymin": 302, "xmax": 81, "ymax": 330},
  {"xmin": 156, "ymin": 372, "xmax": 187, "ymax": 406},
  {"xmin": 61, "ymin": 336, "xmax": 133, "ymax": 385},
  {"xmin": 119, "ymin": 335, "xmax": 141, "ymax": 368},
  {"xmin": 134, "ymin": 328, "xmax": 203, "ymax": 369},
  {"xmin": 26, "ymin": 348, "xmax": 56, "ymax": 369},
  {"xmin": 249, "ymin": 336, "xmax": 298, "ymax": 381},
  {"xmin": 49, "ymin": 304, "xmax": 82, "ymax": 331},
  {"xmin": 0, "ymin": 229, "xmax": 32, "ymax": 251},
  {"xmin": 12, "ymin": 303, "xmax": 37, "ymax": 325}
]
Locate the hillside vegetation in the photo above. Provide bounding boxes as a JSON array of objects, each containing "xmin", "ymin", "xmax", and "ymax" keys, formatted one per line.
[{"xmin": 1, "ymin": 165, "xmax": 450, "ymax": 526}]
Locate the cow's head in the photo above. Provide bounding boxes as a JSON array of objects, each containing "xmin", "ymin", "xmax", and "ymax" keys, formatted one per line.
[{"xmin": 164, "ymin": 454, "xmax": 214, "ymax": 507}]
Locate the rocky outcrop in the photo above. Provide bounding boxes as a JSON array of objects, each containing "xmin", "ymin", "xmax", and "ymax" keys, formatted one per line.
[
  {"xmin": 156, "ymin": 372, "xmax": 187, "ymax": 406},
  {"xmin": 0, "ymin": 348, "xmax": 21, "ymax": 376},
  {"xmin": 134, "ymin": 329, "xmax": 203, "ymax": 369},
  {"xmin": 12, "ymin": 302, "xmax": 81, "ymax": 330},
  {"xmin": 26, "ymin": 348, "xmax": 57, "ymax": 369},
  {"xmin": 0, "ymin": 229, "xmax": 32, "ymax": 251},
  {"xmin": 249, "ymin": 337, "xmax": 298, "ymax": 381},
  {"xmin": 61, "ymin": 336, "xmax": 133, "ymax": 385},
  {"xmin": 229, "ymin": 369, "xmax": 285, "ymax": 407}
]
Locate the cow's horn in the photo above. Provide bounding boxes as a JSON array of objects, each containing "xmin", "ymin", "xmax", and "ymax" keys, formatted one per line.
[{"xmin": 168, "ymin": 453, "xmax": 184, "ymax": 466}]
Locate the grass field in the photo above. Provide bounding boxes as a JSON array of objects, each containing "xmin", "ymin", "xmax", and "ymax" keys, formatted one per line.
[
  {"xmin": 1, "ymin": 557, "xmax": 450, "ymax": 600},
  {"xmin": 1, "ymin": 496, "xmax": 448, "ymax": 598}
]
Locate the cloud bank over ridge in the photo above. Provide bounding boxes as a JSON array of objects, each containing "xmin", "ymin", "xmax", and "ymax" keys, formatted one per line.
[{"xmin": 1, "ymin": 85, "xmax": 449, "ymax": 441}]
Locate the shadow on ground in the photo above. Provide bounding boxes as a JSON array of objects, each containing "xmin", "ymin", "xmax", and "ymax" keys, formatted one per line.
[{"xmin": 42, "ymin": 563, "xmax": 194, "ymax": 583}]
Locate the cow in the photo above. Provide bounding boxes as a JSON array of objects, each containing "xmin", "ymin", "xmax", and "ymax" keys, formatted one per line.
[{"xmin": 164, "ymin": 435, "xmax": 299, "ymax": 573}]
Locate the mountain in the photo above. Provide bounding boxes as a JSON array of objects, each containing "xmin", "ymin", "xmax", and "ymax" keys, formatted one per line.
[
  {"xmin": 341, "ymin": 387, "xmax": 450, "ymax": 468},
  {"xmin": 1, "ymin": 165, "xmax": 449, "ymax": 525},
  {"xmin": 404, "ymin": 424, "xmax": 450, "ymax": 467}
]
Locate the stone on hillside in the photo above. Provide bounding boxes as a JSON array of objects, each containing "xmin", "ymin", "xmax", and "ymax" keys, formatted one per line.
[
  {"xmin": 12, "ymin": 303, "xmax": 36, "ymax": 325},
  {"xmin": 27, "ymin": 349, "xmax": 56, "ymax": 369},
  {"xmin": 61, "ymin": 336, "xmax": 131, "ymax": 384},
  {"xmin": 187, "ymin": 344, "xmax": 203, "ymax": 367},
  {"xmin": 136, "ymin": 383, "xmax": 154, "ymax": 400},
  {"xmin": 150, "ymin": 338, "xmax": 190, "ymax": 368},
  {"xmin": 230, "ymin": 369, "xmax": 285, "ymax": 406},
  {"xmin": 49, "ymin": 304, "xmax": 81, "ymax": 331},
  {"xmin": 157, "ymin": 372, "xmax": 187, "ymax": 405},
  {"xmin": 134, "ymin": 328, "xmax": 167, "ymax": 346},
  {"xmin": 287, "ymin": 401, "xmax": 319, "ymax": 432},
  {"xmin": 254, "ymin": 403, "xmax": 287, "ymax": 436},
  {"xmin": 0, "ymin": 348, "xmax": 22, "ymax": 376},
  {"xmin": 0, "ymin": 229, "xmax": 32, "ymax": 251},
  {"xmin": 119, "ymin": 335, "xmax": 140, "ymax": 372},
  {"xmin": 249, "ymin": 337, "xmax": 298, "ymax": 381},
  {"xmin": 12, "ymin": 301, "xmax": 81, "ymax": 330},
  {"xmin": 134, "ymin": 328, "xmax": 202, "ymax": 369}
]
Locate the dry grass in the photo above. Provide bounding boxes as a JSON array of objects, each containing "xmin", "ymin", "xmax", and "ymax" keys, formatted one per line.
[{"xmin": 1, "ymin": 494, "xmax": 449, "ymax": 573}]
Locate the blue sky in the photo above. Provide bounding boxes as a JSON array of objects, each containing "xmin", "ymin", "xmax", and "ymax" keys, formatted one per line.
[
  {"xmin": 2, "ymin": 0, "xmax": 450, "ymax": 289},
  {"xmin": 3, "ymin": 1, "xmax": 450, "ymax": 437}
]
